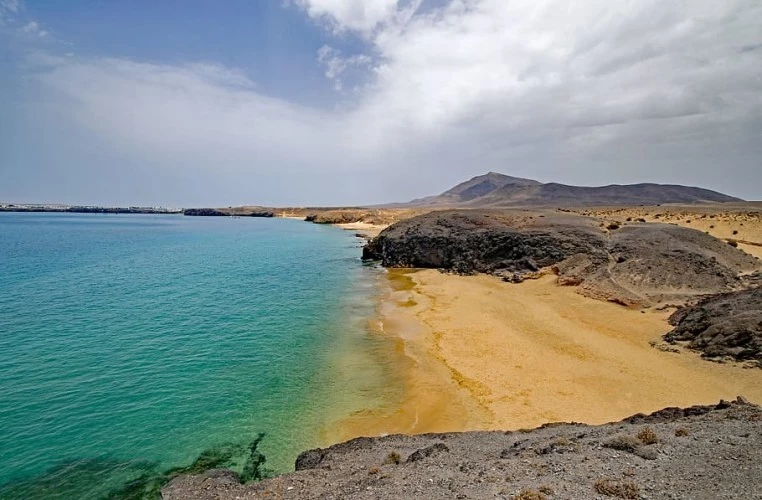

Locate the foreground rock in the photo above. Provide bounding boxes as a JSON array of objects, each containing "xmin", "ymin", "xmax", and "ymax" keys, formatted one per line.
[
  {"xmin": 163, "ymin": 398, "xmax": 762, "ymax": 499},
  {"xmin": 665, "ymin": 288, "xmax": 762, "ymax": 366},
  {"xmin": 362, "ymin": 210, "xmax": 759, "ymax": 307}
]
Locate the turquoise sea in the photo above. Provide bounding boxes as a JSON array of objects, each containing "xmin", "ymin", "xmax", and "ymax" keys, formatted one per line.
[{"xmin": 0, "ymin": 213, "xmax": 394, "ymax": 498}]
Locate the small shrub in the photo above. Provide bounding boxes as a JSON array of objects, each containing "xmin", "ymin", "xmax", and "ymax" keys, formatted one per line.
[
  {"xmin": 384, "ymin": 451, "xmax": 401, "ymax": 465},
  {"xmin": 709, "ymin": 225, "xmax": 715, "ymax": 228},
  {"xmin": 538, "ymin": 485, "xmax": 554, "ymax": 495},
  {"xmin": 512, "ymin": 489, "xmax": 547, "ymax": 500},
  {"xmin": 607, "ymin": 222, "xmax": 621, "ymax": 230},
  {"xmin": 368, "ymin": 466, "xmax": 380, "ymax": 475},
  {"xmin": 637, "ymin": 427, "xmax": 658, "ymax": 445},
  {"xmin": 728, "ymin": 239, "xmax": 738, "ymax": 247},
  {"xmin": 733, "ymin": 230, "xmax": 739, "ymax": 235},
  {"xmin": 593, "ymin": 478, "xmax": 640, "ymax": 499},
  {"xmin": 674, "ymin": 427, "xmax": 689, "ymax": 437},
  {"xmin": 553, "ymin": 436, "xmax": 570, "ymax": 447},
  {"xmin": 604, "ymin": 434, "xmax": 640, "ymax": 452}
]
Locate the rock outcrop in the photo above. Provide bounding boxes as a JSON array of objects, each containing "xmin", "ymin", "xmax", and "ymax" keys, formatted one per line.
[
  {"xmin": 665, "ymin": 288, "xmax": 762, "ymax": 365},
  {"xmin": 183, "ymin": 208, "xmax": 274, "ymax": 217},
  {"xmin": 362, "ymin": 210, "xmax": 760, "ymax": 307},
  {"xmin": 162, "ymin": 398, "xmax": 762, "ymax": 499}
]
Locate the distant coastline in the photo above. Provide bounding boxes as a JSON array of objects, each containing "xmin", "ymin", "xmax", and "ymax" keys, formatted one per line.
[{"xmin": 0, "ymin": 204, "xmax": 182, "ymax": 214}]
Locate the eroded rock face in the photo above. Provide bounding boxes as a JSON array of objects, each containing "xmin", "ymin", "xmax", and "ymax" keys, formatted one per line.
[
  {"xmin": 665, "ymin": 288, "xmax": 762, "ymax": 364},
  {"xmin": 362, "ymin": 210, "xmax": 759, "ymax": 307}
]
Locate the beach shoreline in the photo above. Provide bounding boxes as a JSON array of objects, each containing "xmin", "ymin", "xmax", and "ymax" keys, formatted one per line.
[{"xmin": 328, "ymin": 268, "xmax": 762, "ymax": 441}]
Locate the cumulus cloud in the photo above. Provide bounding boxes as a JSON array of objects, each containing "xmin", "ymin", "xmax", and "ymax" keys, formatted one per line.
[
  {"xmin": 295, "ymin": 0, "xmax": 411, "ymax": 35},
  {"xmin": 3, "ymin": 0, "xmax": 762, "ymax": 205}
]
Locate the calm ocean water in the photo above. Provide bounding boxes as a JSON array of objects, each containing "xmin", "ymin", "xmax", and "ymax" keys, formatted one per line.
[{"xmin": 0, "ymin": 213, "xmax": 389, "ymax": 498}]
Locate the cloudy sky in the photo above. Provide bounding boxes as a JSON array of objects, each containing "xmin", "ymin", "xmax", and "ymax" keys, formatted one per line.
[{"xmin": 1, "ymin": 0, "xmax": 760, "ymax": 206}]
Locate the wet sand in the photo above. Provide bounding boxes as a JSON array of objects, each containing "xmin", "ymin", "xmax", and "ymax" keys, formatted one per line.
[{"xmin": 329, "ymin": 269, "xmax": 762, "ymax": 440}]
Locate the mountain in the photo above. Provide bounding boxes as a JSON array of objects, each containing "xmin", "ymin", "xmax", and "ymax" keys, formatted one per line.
[{"xmin": 397, "ymin": 172, "xmax": 742, "ymax": 207}]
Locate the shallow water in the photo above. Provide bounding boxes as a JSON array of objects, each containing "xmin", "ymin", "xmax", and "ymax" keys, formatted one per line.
[{"xmin": 0, "ymin": 213, "xmax": 388, "ymax": 498}]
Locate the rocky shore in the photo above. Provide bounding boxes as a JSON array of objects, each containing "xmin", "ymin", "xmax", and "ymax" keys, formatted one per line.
[{"xmin": 163, "ymin": 398, "xmax": 761, "ymax": 499}]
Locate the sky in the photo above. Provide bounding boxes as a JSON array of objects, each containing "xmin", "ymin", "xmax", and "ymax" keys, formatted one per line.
[{"xmin": 0, "ymin": 0, "xmax": 760, "ymax": 207}]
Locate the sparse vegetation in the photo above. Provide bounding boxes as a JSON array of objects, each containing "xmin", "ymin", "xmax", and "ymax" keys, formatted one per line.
[
  {"xmin": 538, "ymin": 485, "xmax": 554, "ymax": 495},
  {"xmin": 368, "ymin": 466, "xmax": 380, "ymax": 475},
  {"xmin": 607, "ymin": 222, "xmax": 621, "ymax": 230},
  {"xmin": 512, "ymin": 489, "xmax": 547, "ymax": 500},
  {"xmin": 593, "ymin": 478, "xmax": 640, "ymax": 499},
  {"xmin": 604, "ymin": 435, "xmax": 640, "ymax": 453},
  {"xmin": 637, "ymin": 427, "xmax": 659, "ymax": 445},
  {"xmin": 733, "ymin": 230, "xmax": 739, "ymax": 235},
  {"xmin": 553, "ymin": 436, "xmax": 570, "ymax": 447},
  {"xmin": 384, "ymin": 451, "xmax": 402, "ymax": 465},
  {"xmin": 675, "ymin": 427, "xmax": 689, "ymax": 437}
]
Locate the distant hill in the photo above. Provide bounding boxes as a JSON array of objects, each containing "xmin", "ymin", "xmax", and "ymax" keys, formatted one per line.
[{"xmin": 395, "ymin": 172, "xmax": 742, "ymax": 207}]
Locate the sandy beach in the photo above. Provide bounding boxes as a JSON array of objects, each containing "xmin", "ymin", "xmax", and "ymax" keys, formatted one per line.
[
  {"xmin": 327, "ymin": 268, "xmax": 762, "ymax": 442},
  {"xmin": 334, "ymin": 222, "xmax": 387, "ymax": 239}
]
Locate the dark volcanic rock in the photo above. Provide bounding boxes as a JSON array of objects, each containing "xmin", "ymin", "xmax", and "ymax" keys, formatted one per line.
[
  {"xmin": 665, "ymin": 288, "xmax": 762, "ymax": 364},
  {"xmin": 184, "ymin": 208, "xmax": 274, "ymax": 217},
  {"xmin": 295, "ymin": 449, "xmax": 328, "ymax": 471},
  {"xmin": 184, "ymin": 208, "xmax": 229, "ymax": 216},
  {"xmin": 406, "ymin": 442, "xmax": 449, "ymax": 463},
  {"xmin": 362, "ymin": 211, "xmax": 607, "ymax": 274},
  {"xmin": 363, "ymin": 210, "xmax": 760, "ymax": 306}
]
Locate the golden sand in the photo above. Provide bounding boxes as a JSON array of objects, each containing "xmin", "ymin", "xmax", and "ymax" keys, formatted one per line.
[
  {"xmin": 575, "ymin": 205, "xmax": 762, "ymax": 260},
  {"xmin": 328, "ymin": 269, "xmax": 762, "ymax": 441},
  {"xmin": 335, "ymin": 222, "xmax": 387, "ymax": 238}
]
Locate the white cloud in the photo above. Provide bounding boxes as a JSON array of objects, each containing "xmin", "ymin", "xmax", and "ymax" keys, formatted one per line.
[
  {"xmin": 21, "ymin": 20, "xmax": 47, "ymax": 36},
  {"xmin": 317, "ymin": 45, "xmax": 372, "ymax": 90},
  {"xmin": 4, "ymin": 0, "xmax": 762, "ymax": 205},
  {"xmin": 0, "ymin": 0, "xmax": 20, "ymax": 23},
  {"xmin": 0, "ymin": 0, "xmax": 19, "ymax": 13},
  {"xmin": 295, "ymin": 0, "xmax": 421, "ymax": 35}
]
